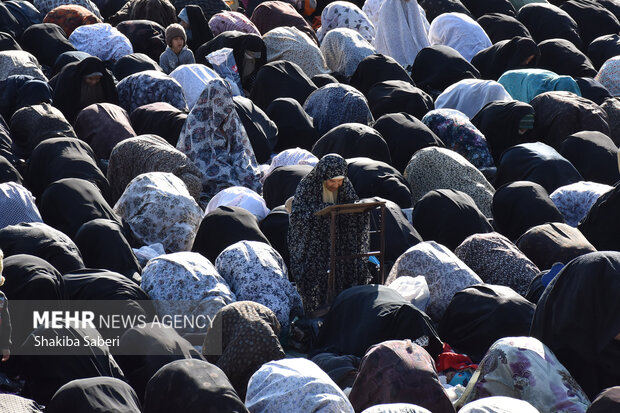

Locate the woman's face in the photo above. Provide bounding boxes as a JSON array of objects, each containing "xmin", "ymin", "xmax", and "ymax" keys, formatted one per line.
[
  {"xmin": 84, "ymin": 74, "xmax": 102, "ymax": 86},
  {"xmin": 325, "ymin": 178, "xmax": 344, "ymax": 192}
]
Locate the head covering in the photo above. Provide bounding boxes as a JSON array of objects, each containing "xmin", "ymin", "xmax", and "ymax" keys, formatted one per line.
[
  {"xmin": 39, "ymin": 177, "xmax": 120, "ymax": 239},
  {"xmin": 435, "ymin": 79, "xmax": 512, "ymax": 119},
  {"xmin": 537, "ymin": 38, "xmax": 597, "ymax": 78},
  {"xmin": 386, "ymin": 241, "xmax": 483, "ymax": 321},
  {"xmin": 460, "ymin": 397, "xmax": 539, "ymax": 413},
  {"xmin": 559, "ymin": 131, "xmax": 620, "ymax": 186},
  {"xmin": 116, "ymin": 70, "xmax": 188, "ymax": 113},
  {"xmin": 202, "ymin": 301, "xmax": 285, "ymax": 398},
  {"xmin": 439, "ymin": 285, "xmax": 535, "ymax": 363},
  {"xmin": 129, "ymin": 102, "xmax": 187, "ymax": 146},
  {"xmin": 575, "ymin": 78, "xmax": 612, "ymax": 106},
  {"xmin": 114, "ymin": 172, "xmax": 203, "ymax": 252},
  {"xmin": 497, "ymin": 68, "xmax": 581, "ymax": 103},
  {"xmin": 411, "ymin": 45, "xmax": 480, "ymax": 98},
  {"xmin": 457, "ymin": 337, "xmax": 590, "ymax": 412},
  {"xmin": 206, "ymin": 186, "xmax": 269, "ymax": 220},
  {"xmin": 428, "ymin": 13, "xmax": 491, "ymax": 62},
  {"xmin": 246, "ymin": 358, "xmax": 354, "ymax": 412},
  {"xmin": 107, "ymin": 134, "xmax": 202, "ymax": 204},
  {"xmin": 233, "ymin": 95, "xmax": 278, "ymax": 164},
  {"xmin": 321, "ymin": 28, "xmax": 375, "ymax": 78},
  {"xmin": 471, "ymin": 36, "xmax": 539, "ymax": 80},
  {"xmin": 587, "ymin": 387, "xmax": 620, "ymax": 413},
  {"xmin": 404, "ymin": 146, "xmax": 495, "ymax": 217},
  {"xmin": 249, "ymin": 60, "xmax": 317, "ymax": 110},
  {"xmin": 595, "ymin": 56, "xmax": 620, "ymax": 96},
  {"xmin": 265, "ymin": 98, "xmax": 319, "ymax": 151},
  {"xmin": 531, "ymin": 251, "xmax": 620, "ymax": 399},
  {"xmin": 209, "ymin": 11, "xmax": 259, "ymax": 36},
  {"xmin": 192, "ymin": 205, "xmax": 270, "ymax": 262},
  {"xmin": 455, "ymin": 232, "xmax": 539, "ymax": 295},
  {"xmin": 516, "ymin": 222, "xmax": 596, "ymax": 270},
  {"xmin": 476, "ymin": 13, "xmax": 532, "ymax": 43},
  {"xmin": 262, "ymin": 164, "xmax": 312, "ymax": 209},
  {"xmin": 43, "ymin": 5, "xmax": 101, "ymax": 37},
  {"xmin": 250, "ymin": 1, "xmax": 318, "ymax": 45},
  {"xmin": 350, "ymin": 53, "xmax": 415, "ymax": 97},
  {"xmin": 367, "ymin": 80, "xmax": 434, "ymax": 120},
  {"xmin": 74, "ymin": 103, "xmax": 136, "ymax": 160},
  {"xmin": 115, "ymin": 21, "xmax": 166, "ymax": 62},
  {"xmin": 34, "ymin": 0, "xmax": 101, "ymax": 17},
  {"xmin": 579, "ymin": 183, "xmax": 620, "ymax": 251},
  {"xmin": 288, "ymin": 154, "xmax": 370, "ymax": 313},
  {"xmin": 421, "ymin": 109, "xmax": 494, "ymax": 170},
  {"xmin": 494, "ymin": 142, "xmax": 584, "ymax": 194},
  {"xmin": 0, "ymin": 222, "xmax": 84, "ymax": 274},
  {"xmin": 141, "ymin": 251, "xmax": 235, "ymax": 333},
  {"xmin": 108, "ymin": 0, "xmax": 177, "ymax": 27},
  {"xmin": 143, "ymin": 359, "xmax": 248, "ymax": 413},
  {"xmin": 47, "ymin": 377, "xmax": 140, "ymax": 413},
  {"xmin": 304, "ymin": 84, "xmax": 374, "ymax": 136},
  {"xmin": 347, "ymin": 158, "xmax": 411, "ymax": 207},
  {"xmin": 0, "ymin": 50, "xmax": 46, "ymax": 82},
  {"xmin": 349, "ymin": 340, "xmax": 455, "ymax": 413},
  {"xmin": 69, "ymin": 23, "xmax": 133, "ymax": 62},
  {"xmin": 317, "ymin": 1, "xmax": 375, "ymax": 43},
  {"xmin": 559, "ymin": 0, "xmax": 620, "ymax": 47},
  {"xmin": 263, "ymin": 26, "xmax": 328, "ymax": 80},
  {"xmin": 164, "ymin": 22, "xmax": 185, "ymax": 47},
  {"xmin": 550, "ymin": 181, "xmax": 613, "ymax": 227},
  {"xmin": 262, "ymin": 147, "xmax": 317, "ymax": 183},
  {"xmin": 588, "ymin": 34, "xmax": 620, "ymax": 70},
  {"xmin": 470, "ymin": 100, "xmax": 535, "ymax": 163},
  {"xmin": 516, "ymin": 3, "xmax": 582, "ymax": 48},
  {"xmin": 169, "ymin": 64, "xmax": 219, "ymax": 109},
  {"xmin": 372, "ymin": 0, "xmax": 429, "ymax": 69},
  {"xmin": 0, "ymin": 395, "xmax": 43, "ymax": 413},
  {"xmin": 20, "ymin": 23, "xmax": 76, "ymax": 68},
  {"xmin": 176, "ymin": 77, "xmax": 262, "ymax": 203},
  {"xmin": 0, "ymin": 182, "xmax": 42, "ymax": 230},
  {"xmin": 312, "ymin": 123, "xmax": 391, "ymax": 164},
  {"xmin": 0, "ymin": 75, "xmax": 52, "ymax": 122}
]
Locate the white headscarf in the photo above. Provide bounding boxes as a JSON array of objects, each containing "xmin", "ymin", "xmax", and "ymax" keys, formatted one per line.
[
  {"xmin": 321, "ymin": 28, "xmax": 376, "ymax": 78},
  {"xmin": 263, "ymin": 26, "xmax": 330, "ymax": 78},
  {"xmin": 169, "ymin": 64, "xmax": 219, "ymax": 109},
  {"xmin": 205, "ymin": 186, "xmax": 270, "ymax": 220},
  {"xmin": 372, "ymin": 0, "xmax": 430, "ymax": 69},
  {"xmin": 0, "ymin": 182, "xmax": 43, "ymax": 230},
  {"xmin": 428, "ymin": 13, "xmax": 492, "ymax": 62},
  {"xmin": 435, "ymin": 79, "xmax": 512, "ymax": 119}
]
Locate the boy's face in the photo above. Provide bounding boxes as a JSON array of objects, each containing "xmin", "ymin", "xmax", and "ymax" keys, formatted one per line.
[{"xmin": 171, "ymin": 36, "xmax": 185, "ymax": 53}]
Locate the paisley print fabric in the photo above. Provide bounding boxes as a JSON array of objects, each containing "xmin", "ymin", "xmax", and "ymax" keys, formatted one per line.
[
  {"xmin": 0, "ymin": 51, "xmax": 46, "ymax": 82},
  {"xmin": 176, "ymin": 77, "xmax": 262, "ymax": 204},
  {"xmin": 169, "ymin": 63, "xmax": 219, "ymax": 109},
  {"xmin": 550, "ymin": 181, "xmax": 613, "ymax": 227},
  {"xmin": 288, "ymin": 154, "xmax": 371, "ymax": 314},
  {"xmin": 303, "ymin": 84, "xmax": 374, "ymax": 136},
  {"xmin": 69, "ymin": 23, "xmax": 133, "ymax": 62},
  {"xmin": 0, "ymin": 182, "xmax": 43, "ymax": 230},
  {"xmin": 215, "ymin": 240, "xmax": 303, "ymax": 329},
  {"xmin": 141, "ymin": 251, "xmax": 235, "ymax": 334},
  {"xmin": 106, "ymin": 134, "xmax": 204, "ymax": 204},
  {"xmin": 206, "ymin": 187, "xmax": 270, "ymax": 220},
  {"xmin": 34, "ymin": 0, "xmax": 102, "ymax": 18},
  {"xmin": 595, "ymin": 56, "xmax": 620, "ymax": 96},
  {"xmin": 117, "ymin": 70, "xmax": 188, "ymax": 113},
  {"xmin": 403, "ymin": 147, "xmax": 495, "ymax": 217},
  {"xmin": 263, "ymin": 27, "xmax": 330, "ymax": 78},
  {"xmin": 386, "ymin": 241, "xmax": 483, "ymax": 321},
  {"xmin": 245, "ymin": 358, "xmax": 355, "ymax": 413},
  {"xmin": 454, "ymin": 232, "xmax": 539, "ymax": 296},
  {"xmin": 203, "ymin": 301, "xmax": 285, "ymax": 399},
  {"xmin": 422, "ymin": 109, "xmax": 494, "ymax": 170},
  {"xmin": 113, "ymin": 172, "xmax": 203, "ymax": 252},
  {"xmin": 209, "ymin": 11, "xmax": 260, "ymax": 36},
  {"xmin": 43, "ymin": 5, "xmax": 101, "ymax": 37},
  {"xmin": 321, "ymin": 28, "xmax": 376, "ymax": 78},
  {"xmin": 317, "ymin": 1, "xmax": 376, "ymax": 44},
  {"xmin": 457, "ymin": 337, "xmax": 591, "ymax": 413}
]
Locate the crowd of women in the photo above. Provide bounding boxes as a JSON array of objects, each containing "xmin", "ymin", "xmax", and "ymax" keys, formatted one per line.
[{"xmin": 0, "ymin": 0, "xmax": 619, "ymax": 410}]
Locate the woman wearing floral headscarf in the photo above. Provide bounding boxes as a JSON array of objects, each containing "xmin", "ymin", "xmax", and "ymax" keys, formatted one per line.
[{"xmin": 288, "ymin": 154, "xmax": 370, "ymax": 314}]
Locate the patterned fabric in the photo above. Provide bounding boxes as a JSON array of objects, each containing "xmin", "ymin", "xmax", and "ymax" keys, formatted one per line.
[
  {"xmin": 107, "ymin": 134, "xmax": 204, "ymax": 203},
  {"xmin": 245, "ymin": 358, "xmax": 355, "ymax": 412},
  {"xmin": 454, "ymin": 232, "xmax": 539, "ymax": 296},
  {"xmin": 321, "ymin": 28, "xmax": 375, "ymax": 78},
  {"xmin": 0, "ymin": 395, "xmax": 44, "ymax": 413},
  {"xmin": 457, "ymin": 337, "xmax": 591, "ymax": 413},
  {"xmin": 362, "ymin": 0, "xmax": 385, "ymax": 27},
  {"xmin": 404, "ymin": 147, "xmax": 495, "ymax": 217},
  {"xmin": 69, "ymin": 23, "xmax": 132, "ymax": 62},
  {"xmin": 0, "ymin": 182, "xmax": 43, "ymax": 230},
  {"xmin": 176, "ymin": 77, "xmax": 262, "ymax": 204},
  {"xmin": 460, "ymin": 397, "xmax": 540, "ymax": 413},
  {"xmin": 304, "ymin": 84, "xmax": 374, "ymax": 136},
  {"xmin": 386, "ymin": 241, "xmax": 483, "ymax": 321},
  {"xmin": 317, "ymin": 1, "xmax": 375, "ymax": 44},
  {"xmin": 169, "ymin": 64, "xmax": 218, "ymax": 109},
  {"xmin": 434, "ymin": 79, "xmax": 512, "ymax": 119},
  {"xmin": 117, "ymin": 70, "xmax": 188, "ymax": 113},
  {"xmin": 203, "ymin": 301, "xmax": 285, "ymax": 399},
  {"xmin": 595, "ymin": 56, "xmax": 620, "ymax": 96},
  {"xmin": 372, "ymin": 0, "xmax": 429, "ymax": 69},
  {"xmin": 349, "ymin": 340, "xmax": 455, "ymax": 413},
  {"xmin": 288, "ymin": 154, "xmax": 371, "ymax": 314},
  {"xmin": 422, "ymin": 109, "xmax": 494, "ymax": 170},
  {"xmin": 34, "ymin": 0, "xmax": 102, "ymax": 18},
  {"xmin": 113, "ymin": 172, "xmax": 203, "ymax": 252},
  {"xmin": 550, "ymin": 181, "xmax": 613, "ymax": 227},
  {"xmin": 141, "ymin": 251, "xmax": 236, "ymax": 333},
  {"xmin": 263, "ymin": 27, "xmax": 330, "ymax": 78},
  {"xmin": 362, "ymin": 405, "xmax": 432, "ymax": 413},
  {"xmin": 215, "ymin": 241, "xmax": 303, "ymax": 329},
  {"xmin": 43, "ymin": 5, "xmax": 101, "ymax": 37},
  {"xmin": 262, "ymin": 148, "xmax": 318, "ymax": 183},
  {"xmin": 209, "ymin": 11, "xmax": 260, "ymax": 36},
  {"xmin": 428, "ymin": 12, "xmax": 491, "ymax": 62},
  {"xmin": 0, "ymin": 51, "xmax": 46, "ymax": 82},
  {"xmin": 206, "ymin": 187, "xmax": 270, "ymax": 220}
]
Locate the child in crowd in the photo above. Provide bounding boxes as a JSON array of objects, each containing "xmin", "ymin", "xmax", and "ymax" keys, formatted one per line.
[
  {"xmin": 159, "ymin": 23, "xmax": 195, "ymax": 74},
  {"xmin": 0, "ymin": 249, "xmax": 11, "ymax": 362}
]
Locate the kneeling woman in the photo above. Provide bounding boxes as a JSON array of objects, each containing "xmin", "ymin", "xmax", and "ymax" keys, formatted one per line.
[{"xmin": 288, "ymin": 154, "xmax": 370, "ymax": 315}]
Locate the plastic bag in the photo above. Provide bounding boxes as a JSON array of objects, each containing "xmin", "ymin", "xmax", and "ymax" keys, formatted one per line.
[{"xmin": 206, "ymin": 47, "xmax": 244, "ymax": 96}]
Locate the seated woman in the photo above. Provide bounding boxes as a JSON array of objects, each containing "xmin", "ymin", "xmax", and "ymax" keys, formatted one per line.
[{"xmin": 288, "ymin": 153, "xmax": 371, "ymax": 315}]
